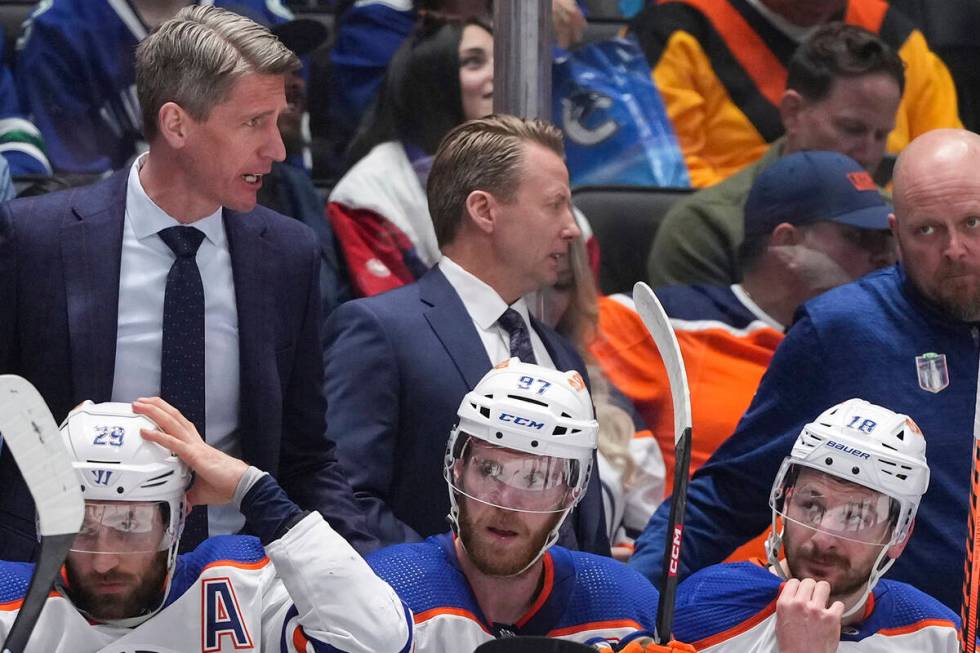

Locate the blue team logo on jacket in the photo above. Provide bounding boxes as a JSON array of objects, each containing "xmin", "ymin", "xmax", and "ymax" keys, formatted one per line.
[{"xmin": 915, "ymin": 352, "xmax": 949, "ymax": 393}]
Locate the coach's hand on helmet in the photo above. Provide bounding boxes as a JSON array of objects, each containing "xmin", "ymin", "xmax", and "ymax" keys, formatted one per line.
[{"xmin": 133, "ymin": 396, "xmax": 249, "ymax": 507}]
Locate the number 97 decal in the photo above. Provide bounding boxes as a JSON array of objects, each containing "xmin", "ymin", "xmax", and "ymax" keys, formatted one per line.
[{"xmin": 517, "ymin": 376, "xmax": 551, "ymax": 395}]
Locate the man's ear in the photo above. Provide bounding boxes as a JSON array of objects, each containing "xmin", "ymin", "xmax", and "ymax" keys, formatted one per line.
[
  {"xmin": 779, "ymin": 90, "xmax": 805, "ymax": 133},
  {"xmin": 157, "ymin": 102, "xmax": 191, "ymax": 148},
  {"xmin": 888, "ymin": 213, "xmax": 904, "ymax": 263},
  {"xmin": 464, "ymin": 189, "xmax": 495, "ymax": 235},
  {"xmin": 886, "ymin": 518, "xmax": 915, "ymax": 560},
  {"xmin": 770, "ymin": 222, "xmax": 803, "ymax": 247}
]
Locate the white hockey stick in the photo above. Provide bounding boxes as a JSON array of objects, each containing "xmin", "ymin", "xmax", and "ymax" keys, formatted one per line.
[
  {"xmin": 633, "ymin": 283, "xmax": 693, "ymax": 645},
  {"xmin": 0, "ymin": 376, "xmax": 83, "ymax": 653}
]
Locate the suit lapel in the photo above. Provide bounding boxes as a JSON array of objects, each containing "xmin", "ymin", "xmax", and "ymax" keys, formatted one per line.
[
  {"xmin": 225, "ymin": 208, "xmax": 276, "ymax": 464},
  {"xmin": 420, "ymin": 267, "xmax": 492, "ymax": 390},
  {"xmin": 63, "ymin": 172, "xmax": 128, "ymax": 403}
]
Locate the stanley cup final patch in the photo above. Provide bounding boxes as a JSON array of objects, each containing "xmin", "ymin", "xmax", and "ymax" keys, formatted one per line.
[{"xmin": 915, "ymin": 352, "xmax": 949, "ymax": 393}]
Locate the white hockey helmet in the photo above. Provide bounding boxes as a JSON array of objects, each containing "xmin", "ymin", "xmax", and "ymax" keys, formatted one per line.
[
  {"xmin": 445, "ymin": 359, "xmax": 597, "ymax": 573},
  {"xmin": 766, "ymin": 398, "xmax": 929, "ymax": 612},
  {"xmin": 60, "ymin": 401, "xmax": 192, "ymax": 568}
]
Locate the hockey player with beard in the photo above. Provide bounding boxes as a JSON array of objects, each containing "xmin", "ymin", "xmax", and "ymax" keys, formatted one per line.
[
  {"xmin": 0, "ymin": 398, "xmax": 412, "ymax": 652},
  {"xmin": 367, "ymin": 359, "xmax": 691, "ymax": 652},
  {"xmin": 670, "ymin": 399, "xmax": 959, "ymax": 652}
]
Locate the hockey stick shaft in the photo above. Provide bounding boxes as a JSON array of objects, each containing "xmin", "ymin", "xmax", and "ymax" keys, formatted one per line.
[
  {"xmin": 657, "ymin": 425, "xmax": 692, "ymax": 645},
  {"xmin": 632, "ymin": 283, "xmax": 693, "ymax": 645},
  {"xmin": 962, "ymin": 379, "xmax": 980, "ymax": 652}
]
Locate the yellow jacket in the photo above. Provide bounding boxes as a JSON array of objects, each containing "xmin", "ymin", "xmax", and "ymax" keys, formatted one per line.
[{"xmin": 632, "ymin": 0, "xmax": 962, "ymax": 187}]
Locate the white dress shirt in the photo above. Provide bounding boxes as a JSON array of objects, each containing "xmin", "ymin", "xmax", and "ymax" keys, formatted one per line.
[
  {"xmin": 113, "ymin": 156, "xmax": 243, "ymax": 535},
  {"xmin": 439, "ymin": 256, "xmax": 556, "ymax": 369}
]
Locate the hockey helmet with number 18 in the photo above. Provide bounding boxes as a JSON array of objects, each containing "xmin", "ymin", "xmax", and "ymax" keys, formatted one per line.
[
  {"xmin": 765, "ymin": 398, "xmax": 930, "ymax": 614},
  {"xmin": 445, "ymin": 358, "xmax": 598, "ymax": 571}
]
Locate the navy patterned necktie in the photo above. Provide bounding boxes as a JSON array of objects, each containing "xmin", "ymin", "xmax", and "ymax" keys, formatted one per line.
[
  {"xmin": 158, "ymin": 226, "xmax": 208, "ymax": 551},
  {"xmin": 497, "ymin": 308, "xmax": 537, "ymax": 364}
]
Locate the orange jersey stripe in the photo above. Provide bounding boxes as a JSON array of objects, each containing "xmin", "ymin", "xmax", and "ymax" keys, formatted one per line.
[
  {"xmin": 692, "ymin": 599, "xmax": 777, "ymax": 650},
  {"xmin": 879, "ymin": 618, "xmax": 961, "ymax": 638},
  {"xmin": 201, "ymin": 557, "xmax": 270, "ymax": 573},
  {"xmin": 548, "ymin": 618, "xmax": 645, "ymax": 638},
  {"xmin": 659, "ymin": 0, "xmax": 787, "ymax": 106},
  {"xmin": 413, "ymin": 607, "xmax": 492, "ymax": 634},
  {"xmin": 0, "ymin": 591, "xmax": 60, "ymax": 611}
]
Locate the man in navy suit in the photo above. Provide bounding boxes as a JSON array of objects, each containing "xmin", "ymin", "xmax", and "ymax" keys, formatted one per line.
[
  {"xmin": 324, "ymin": 115, "xmax": 610, "ymax": 554},
  {"xmin": 0, "ymin": 5, "xmax": 377, "ymax": 561}
]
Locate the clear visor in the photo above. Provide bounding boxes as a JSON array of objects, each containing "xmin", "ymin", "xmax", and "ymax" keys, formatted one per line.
[
  {"xmin": 71, "ymin": 501, "xmax": 173, "ymax": 554},
  {"xmin": 772, "ymin": 465, "xmax": 898, "ymax": 546},
  {"xmin": 448, "ymin": 436, "xmax": 581, "ymax": 513}
]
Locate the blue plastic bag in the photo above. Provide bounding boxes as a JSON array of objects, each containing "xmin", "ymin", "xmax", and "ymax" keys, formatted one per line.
[{"xmin": 553, "ymin": 37, "xmax": 690, "ymax": 187}]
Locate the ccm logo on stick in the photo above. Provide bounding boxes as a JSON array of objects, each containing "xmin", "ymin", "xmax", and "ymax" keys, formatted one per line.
[
  {"xmin": 499, "ymin": 414, "xmax": 544, "ymax": 429},
  {"xmin": 668, "ymin": 526, "xmax": 683, "ymax": 576}
]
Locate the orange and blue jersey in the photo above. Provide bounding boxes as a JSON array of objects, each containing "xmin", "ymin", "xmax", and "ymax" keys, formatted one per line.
[
  {"xmin": 673, "ymin": 561, "xmax": 960, "ymax": 651},
  {"xmin": 367, "ymin": 532, "xmax": 659, "ymax": 651}
]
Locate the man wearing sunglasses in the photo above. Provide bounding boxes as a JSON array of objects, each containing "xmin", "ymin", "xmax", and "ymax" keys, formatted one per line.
[{"xmin": 668, "ymin": 399, "xmax": 959, "ymax": 652}]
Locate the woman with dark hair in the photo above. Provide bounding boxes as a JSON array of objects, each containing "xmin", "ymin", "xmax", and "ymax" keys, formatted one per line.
[{"xmin": 327, "ymin": 15, "xmax": 494, "ymax": 298}]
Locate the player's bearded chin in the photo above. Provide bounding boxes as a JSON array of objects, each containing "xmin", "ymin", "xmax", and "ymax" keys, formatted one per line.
[
  {"xmin": 65, "ymin": 551, "xmax": 168, "ymax": 621},
  {"xmin": 458, "ymin": 499, "xmax": 557, "ymax": 577}
]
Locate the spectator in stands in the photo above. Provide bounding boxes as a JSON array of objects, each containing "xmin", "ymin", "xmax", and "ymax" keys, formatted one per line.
[
  {"xmin": 672, "ymin": 398, "xmax": 959, "ymax": 651},
  {"xmin": 0, "ymin": 5, "xmax": 378, "ymax": 562},
  {"xmin": 366, "ymin": 359, "xmax": 666, "ymax": 650},
  {"xmin": 327, "ymin": 15, "xmax": 493, "ymax": 297},
  {"xmin": 647, "ymin": 23, "xmax": 903, "ymax": 288},
  {"xmin": 0, "ymin": 31, "xmax": 50, "ymax": 176},
  {"xmin": 327, "ymin": 0, "xmax": 583, "ymax": 153},
  {"xmin": 15, "ymin": 0, "xmax": 299, "ymax": 174},
  {"xmin": 324, "ymin": 115, "xmax": 609, "ymax": 554},
  {"xmin": 542, "ymin": 237, "xmax": 665, "ymax": 560},
  {"xmin": 597, "ymin": 151, "xmax": 894, "ymax": 561},
  {"xmin": 630, "ymin": 128, "xmax": 980, "ymax": 613},
  {"xmin": 630, "ymin": 0, "xmax": 960, "ymax": 189}
]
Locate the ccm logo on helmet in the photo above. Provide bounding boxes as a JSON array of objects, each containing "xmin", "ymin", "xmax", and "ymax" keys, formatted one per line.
[
  {"xmin": 826, "ymin": 440, "xmax": 871, "ymax": 460},
  {"xmin": 499, "ymin": 413, "xmax": 545, "ymax": 430}
]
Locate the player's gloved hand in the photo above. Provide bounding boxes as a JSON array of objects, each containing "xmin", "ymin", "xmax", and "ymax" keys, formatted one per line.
[
  {"xmin": 775, "ymin": 577, "xmax": 844, "ymax": 653},
  {"xmin": 134, "ymin": 396, "xmax": 249, "ymax": 507}
]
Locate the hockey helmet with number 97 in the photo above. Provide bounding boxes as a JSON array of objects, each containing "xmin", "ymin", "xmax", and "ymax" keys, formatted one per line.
[
  {"xmin": 445, "ymin": 358, "xmax": 598, "ymax": 569},
  {"xmin": 765, "ymin": 398, "xmax": 930, "ymax": 614},
  {"xmin": 59, "ymin": 401, "xmax": 192, "ymax": 570}
]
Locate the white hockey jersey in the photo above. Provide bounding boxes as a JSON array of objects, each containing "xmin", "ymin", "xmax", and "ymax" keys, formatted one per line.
[
  {"xmin": 368, "ymin": 532, "xmax": 660, "ymax": 652},
  {"xmin": 0, "ymin": 513, "xmax": 413, "ymax": 652},
  {"xmin": 673, "ymin": 561, "xmax": 960, "ymax": 652}
]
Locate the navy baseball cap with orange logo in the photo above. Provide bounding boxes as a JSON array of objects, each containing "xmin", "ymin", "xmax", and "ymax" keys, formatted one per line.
[{"xmin": 743, "ymin": 150, "xmax": 892, "ymax": 237}]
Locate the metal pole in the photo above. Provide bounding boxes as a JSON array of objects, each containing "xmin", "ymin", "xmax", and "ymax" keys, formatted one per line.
[{"xmin": 493, "ymin": 0, "xmax": 552, "ymax": 120}]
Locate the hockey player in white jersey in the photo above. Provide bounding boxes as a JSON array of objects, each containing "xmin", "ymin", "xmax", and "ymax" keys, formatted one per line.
[
  {"xmin": 368, "ymin": 359, "xmax": 694, "ymax": 652},
  {"xmin": 671, "ymin": 398, "xmax": 960, "ymax": 652},
  {"xmin": 0, "ymin": 397, "xmax": 412, "ymax": 652}
]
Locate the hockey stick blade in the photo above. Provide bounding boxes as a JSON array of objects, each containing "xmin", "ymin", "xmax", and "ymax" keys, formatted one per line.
[
  {"xmin": 633, "ymin": 283, "xmax": 693, "ymax": 645},
  {"xmin": 0, "ymin": 376, "xmax": 83, "ymax": 653}
]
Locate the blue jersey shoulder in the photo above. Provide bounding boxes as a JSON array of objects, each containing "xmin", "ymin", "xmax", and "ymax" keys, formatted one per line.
[
  {"xmin": 672, "ymin": 562, "xmax": 778, "ymax": 643},
  {"xmin": 0, "ymin": 561, "xmax": 35, "ymax": 603},
  {"xmin": 550, "ymin": 547, "xmax": 659, "ymax": 630},
  {"xmin": 850, "ymin": 579, "xmax": 961, "ymax": 641},
  {"xmin": 166, "ymin": 535, "xmax": 267, "ymax": 605},
  {"xmin": 367, "ymin": 535, "xmax": 480, "ymax": 618}
]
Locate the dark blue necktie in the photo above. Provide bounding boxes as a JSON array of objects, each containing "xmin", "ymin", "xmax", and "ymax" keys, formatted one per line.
[
  {"xmin": 497, "ymin": 308, "xmax": 537, "ymax": 364},
  {"xmin": 158, "ymin": 226, "xmax": 208, "ymax": 552}
]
